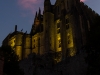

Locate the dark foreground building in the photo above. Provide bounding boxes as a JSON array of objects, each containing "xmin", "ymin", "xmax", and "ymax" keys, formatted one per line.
[
  {"xmin": 2, "ymin": 0, "xmax": 99, "ymax": 62},
  {"xmin": 0, "ymin": 51, "xmax": 4, "ymax": 75}
]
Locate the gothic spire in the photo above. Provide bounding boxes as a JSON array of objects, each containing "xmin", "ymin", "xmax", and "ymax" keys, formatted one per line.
[
  {"xmin": 39, "ymin": 7, "xmax": 41, "ymax": 15},
  {"xmin": 35, "ymin": 11, "xmax": 37, "ymax": 18}
]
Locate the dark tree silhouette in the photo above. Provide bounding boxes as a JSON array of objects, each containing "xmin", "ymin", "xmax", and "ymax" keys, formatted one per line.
[{"xmin": 0, "ymin": 45, "xmax": 24, "ymax": 75}]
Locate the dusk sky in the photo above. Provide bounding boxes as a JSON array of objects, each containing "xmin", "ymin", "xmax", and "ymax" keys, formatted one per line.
[{"xmin": 0, "ymin": 0, "xmax": 100, "ymax": 46}]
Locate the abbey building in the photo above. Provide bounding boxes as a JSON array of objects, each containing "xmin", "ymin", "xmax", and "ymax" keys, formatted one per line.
[{"xmin": 2, "ymin": 0, "xmax": 99, "ymax": 61}]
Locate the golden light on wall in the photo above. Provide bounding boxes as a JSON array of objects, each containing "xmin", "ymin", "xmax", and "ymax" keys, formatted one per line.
[
  {"xmin": 25, "ymin": 37, "xmax": 31, "ymax": 48},
  {"xmin": 69, "ymin": 48, "xmax": 76, "ymax": 57},
  {"xmin": 58, "ymin": 37, "xmax": 60, "ymax": 40},
  {"xmin": 16, "ymin": 46, "xmax": 22, "ymax": 60},
  {"xmin": 67, "ymin": 32, "xmax": 74, "ymax": 48},
  {"xmin": 57, "ymin": 36, "xmax": 61, "ymax": 52},
  {"xmin": 24, "ymin": 49, "xmax": 31, "ymax": 58},
  {"xmin": 57, "ymin": 19, "xmax": 60, "ymax": 23},
  {"xmin": 67, "ymin": 32, "xmax": 76, "ymax": 57},
  {"xmin": 8, "ymin": 37, "xmax": 16, "ymax": 50}
]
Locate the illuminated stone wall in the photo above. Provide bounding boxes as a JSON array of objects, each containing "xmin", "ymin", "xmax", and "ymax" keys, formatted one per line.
[
  {"xmin": 5, "ymin": 33, "xmax": 23, "ymax": 60},
  {"xmin": 32, "ymin": 33, "xmax": 39, "ymax": 54},
  {"xmin": 24, "ymin": 49, "xmax": 31, "ymax": 58},
  {"xmin": 54, "ymin": 20, "xmax": 62, "ymax": 62},
  {"xmin": 48, "ymin": 13, "xmax": 55, "ymax": 52},
  {"xmin": 8, "ymin": 35, "xmax": 16, "ymax": 50},
  {"xmin": 3, "ymin": 0, "xmax": 98, "ymax": 61},
  {"xmin": 55, "ymin": 19, "xmax": 62, "ymax": 52},
  {"xmin": 15, "ymin": 46, "xmax": 22, "ymax": 60},
  {"xmin": 15, "ymin": 34, "xmax": 23, "ymax": 46},
  {"xmin": 25, "ymin": 36, "xmax": 31, "ymax": 49},
  {"xmin": 65, "ymin": 15, "xmax": 76, "ymax": 57},
  {"xmin": 39, "ymin": 32, "xmax": 45, "ymax": 55},
  {"xmin": 31, "ymin": 32, "xmax": 44, "ymax": 55},
  {"xmin": 24, "ymin": 35, "xmax": 31, "ymax": 58},
  {"xmin": 15, "ymin": 33, "xmax": 23, "ymax": 60},
  {"xmin": 43, "ymin": 12, "xmax": 55, "ymax": 53}
]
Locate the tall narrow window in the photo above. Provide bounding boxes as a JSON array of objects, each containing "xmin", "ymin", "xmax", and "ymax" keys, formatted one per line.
[
  {"xmin": 58, "ymin": 39, "xmax": 61, "ymax": 48},
  {"xmin": 68, "ymin": 35, "xmax": 70, "ymax": 39},
  {"xmin": 66, "ymin": 24, "xmax": 69, "ymax": 29},
  {"xmin": 34, "ymin": 39, "xmax": 35, "ymax": 42},
  {"xmin": 57, "ymin": 23, "xmax": 60, "ymax": 28},
  {"xmin": 14, "ymin": 40, "xmax": 15, "ymax": 43},
  {"xmin": 57, "ymin": 28, "xmax": 60, "ymax": 33},
  {"xmin": 65, "ymin": 19, "xmax": 69, "ymax": 24},
  {"xmin": 33, "ymin": 44, "xmax": 35, "ymax": 49},
  {"xmin": 65, "ymin": 18, "xmax": 69, "ymax": 29},
  {"xmin": 68, "ymin": 40, "xmax": 71, "ymax": 44},
  {"xmin": 67, "ymin": 33, "xmax": 71, "ymax": 44}
]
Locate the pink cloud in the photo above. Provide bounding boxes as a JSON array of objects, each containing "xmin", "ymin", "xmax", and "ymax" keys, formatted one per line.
[
  {"xmin": 80, "ymin": 0, "xmax": 86, "ymax": 2},
  {"xmin": 18, "ymin": 0, "xmax": 43, "ymax": 15}
]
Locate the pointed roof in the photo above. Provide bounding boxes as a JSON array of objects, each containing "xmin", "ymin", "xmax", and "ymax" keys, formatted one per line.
[
  {"xmin": 39, "ymin": 7, "xmax": 41, "ymax": 15},
  {"xmin": 35, "ymin": 11, "xmax": 38, "ymax": 19}
]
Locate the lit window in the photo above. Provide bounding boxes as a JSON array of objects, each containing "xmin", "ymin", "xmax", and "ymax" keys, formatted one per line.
[
  {"xmin": 68, "ymin": 40, "xmax": 71, "ymax": 44},
  {"xmin": 34, "ymin": 39, "xmax": 35, "ymax": 42},
  {"xmin": 59, "ymin": 43, "xmax": 61, "ymax": 47},
  {"xmin": 65, "ymin": 19, "xmax": 69, "ymax": 24},
  {"xmin": 58, "ymin": 39, "xmax": 61, "ymax": 48},
  {"xmin": 57, "ymin": 29, "xmax": 60, "ymax": 33},
  {"xmin": 66, "ymin": 24, "xmax": 69, "ymax": 29},
  {"xmin": 68, "ymin": 35, "xmax": 70, "ymax": 39},
  {"xmin": 33, "ymin": 45, "xmax": 35, "ymax": 49},
  {"xmin": 14, "ymin": 40, "xmax": 15, "ymax": 42},
  {"xmin": 57, "ymin": 23, "xmax": 60, "ymax": 28}
]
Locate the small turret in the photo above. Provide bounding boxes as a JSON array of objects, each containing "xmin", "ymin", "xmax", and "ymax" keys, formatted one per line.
[
  {"xmin": 15, "ymin": 25, "xmax": 17, "ymax": 32},
  {"xmin": 38, "ymin": 7, "xmax": 41, "ymax": 15},
  {"xmin": 35, "ymin": 11, "xmax": 38, "ymax": 20},
  {"xmin": 38, "ymin": 8, "xmax": 41, "ymax": 20}
]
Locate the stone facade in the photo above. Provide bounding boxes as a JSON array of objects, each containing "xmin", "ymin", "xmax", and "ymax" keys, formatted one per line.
[{"xmin": 2, "ymin": 0, "xmax": 99, "ymax": 61}]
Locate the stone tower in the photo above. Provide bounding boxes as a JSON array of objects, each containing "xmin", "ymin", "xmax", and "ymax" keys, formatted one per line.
[{"xmin": 43, "ymin": 0, "xmax": 55, "ymax": 53}]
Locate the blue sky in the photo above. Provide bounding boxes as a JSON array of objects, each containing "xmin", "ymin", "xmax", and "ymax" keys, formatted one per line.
[{"xmin": 0, "ymin": 0, "xmax": 100, "ymax": 46}]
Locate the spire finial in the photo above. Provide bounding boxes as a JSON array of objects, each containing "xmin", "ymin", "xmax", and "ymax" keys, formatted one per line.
[
  {"xmin": 15, "ymin": 25, "xmax": 17, "ymax": 32},
  {"xmin": 38, "ymin": 7, "xmax": 41, "ymax": 16},
  {"xmin": 34, "ymin": 11, "xmax": 38, "ymax": 20}
]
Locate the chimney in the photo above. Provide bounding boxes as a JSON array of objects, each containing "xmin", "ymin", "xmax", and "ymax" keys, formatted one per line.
[{"xmin": 15, "ymin": 25, "xmax": 17, "ymax": 32}]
